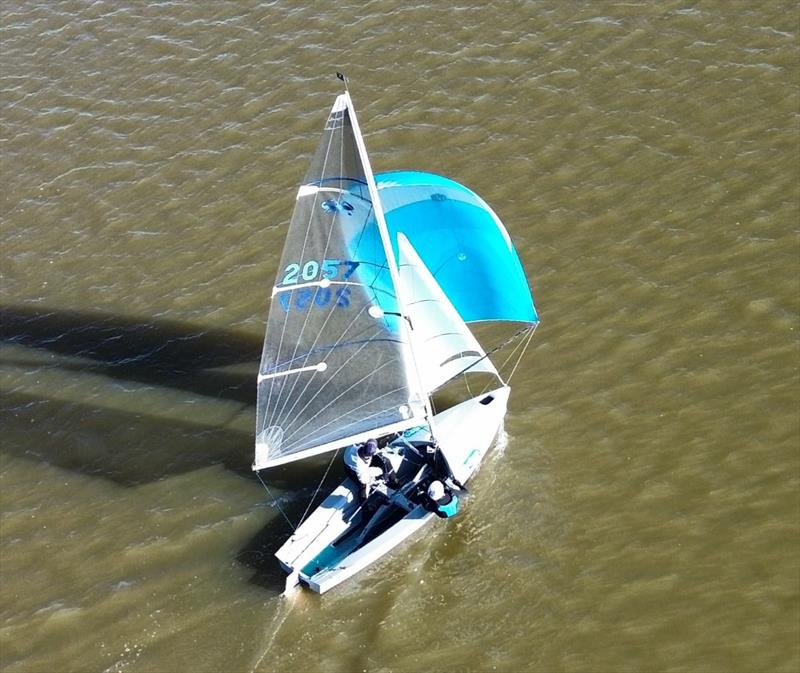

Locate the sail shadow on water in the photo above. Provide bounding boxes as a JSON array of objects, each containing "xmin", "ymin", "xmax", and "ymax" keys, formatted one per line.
[
  {"xmin": 0, "ymin": 304, "xmax": 270, "ymax": 486},
  {"xmin": 1, "ymin": 391, "xmax": 338, "ymax": 490},
  {"xmin": 238, "ymin": 451, "xmax": 359, "ymax": 594},
  {"xmin": 0, "ymin": 304, "xmax": 261, "ymax": 404},
  {"xmin": 0, "ymin": 391, "xmax": 254, "ymax": 486}
]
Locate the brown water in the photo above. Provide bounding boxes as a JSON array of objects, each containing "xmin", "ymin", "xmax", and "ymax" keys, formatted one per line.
[{"xmin": 1, "ymin": 1, "xmax": 798, "ymax": 672}]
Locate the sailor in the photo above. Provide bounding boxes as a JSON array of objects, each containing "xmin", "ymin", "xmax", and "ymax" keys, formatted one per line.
[
  {"xmin": 343, "ymin": 439, "xmax": 385, "ymax": 502},
  {"xmin": 425, "ymin": 480, "xmax": 460, "ymax": 518},
  {"xmin": 375, "ymin": 435, "xmax": 400, "ymax": 487}
]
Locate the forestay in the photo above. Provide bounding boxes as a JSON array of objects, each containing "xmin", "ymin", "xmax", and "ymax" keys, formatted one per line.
[{"xmin": 254, "ymin": 95, "xmax": 426, "ymax": 470}]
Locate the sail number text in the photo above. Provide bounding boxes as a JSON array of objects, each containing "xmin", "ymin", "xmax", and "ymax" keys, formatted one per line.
[
  {"xmin": 278, "ymin": 259, "xmax": 360, "ymax": 312},
  {"xmin": 280, "ymin": 259, "xmax": 360, "ymax": 286}
]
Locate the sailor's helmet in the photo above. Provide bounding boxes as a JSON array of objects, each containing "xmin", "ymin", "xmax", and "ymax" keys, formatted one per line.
[
  {"xmin": 359, "ymin": 438, "xmax": 378, "ymax": 458},
  {"xmin": 427, "ymin": 480, "xmax": 445, "ymax": 501}
]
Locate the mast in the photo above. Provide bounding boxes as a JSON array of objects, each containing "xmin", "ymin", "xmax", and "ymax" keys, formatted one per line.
[{"xmin": 341, "ymin": 89, "xmax": 438, "ymax": 437}]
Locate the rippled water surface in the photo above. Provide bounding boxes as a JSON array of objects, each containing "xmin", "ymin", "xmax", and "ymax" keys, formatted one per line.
[{"xmin": 1, "ymin": 1, "xmax": 798, "ymax": 672}]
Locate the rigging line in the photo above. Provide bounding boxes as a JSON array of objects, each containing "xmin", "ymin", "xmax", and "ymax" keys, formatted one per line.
[
  {"xmin": 498, "ymin": 322, "xmax": 536, "ymax": 380},
  {"xmin": 479, "ymin": 331, "xmax": 528, "ymax": 396},
  {"xmin": 506, "ymin": 322, "xmax": 537, "ymax": 383},
  {"xmin": 496, "ymin": 325, "xmax": 530, "ymax": 373},
  {"xmin": 295, "ymin": 445, "xmax": 342, "ymax": 529},
  {"xmin": 485, "ymin": 326, "xmax": 534, "ymax": 395},
  {"xmin": 439, "ymin": 324, "xmax": 534, "ymax": 388},
  {"xmin": 255, "ymin": 469, "xmax": 296, "ymax": 532}
]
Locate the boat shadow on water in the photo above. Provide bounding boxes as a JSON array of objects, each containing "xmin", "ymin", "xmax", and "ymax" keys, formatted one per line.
[
  {"xmin": 0, "ymin": 304, "xmax": 263, "ymax": 486},
  {"xmin": 236, "ymin": 460, "xmax": 350, "ymax": 594},
  {"xmin": 0, "ymin": 304, "xmax": 261, "ymax": 402}
]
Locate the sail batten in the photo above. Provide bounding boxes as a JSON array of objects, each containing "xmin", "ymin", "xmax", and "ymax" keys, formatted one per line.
[{"xmin": 258, "ymin": 362, "xmax": 326, "ymax": 382}]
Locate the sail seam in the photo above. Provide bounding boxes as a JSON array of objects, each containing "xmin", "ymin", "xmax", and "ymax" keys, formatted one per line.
[
  {"xmin": 271, "ymin": 279, "xmax": 359, "ymax": 297},
  {"xmin": 276, "ymin": 361, "xmax": 412, "ymax": 448},
  {"xmin": 277, "ymin": 347, "xmax": 405, "ymax": 448},
  {"xmin": 272, "ymin": 302, "xmax": 376, "ymax": 435}
]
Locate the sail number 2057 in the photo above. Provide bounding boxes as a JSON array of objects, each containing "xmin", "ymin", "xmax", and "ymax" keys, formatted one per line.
[
  {"xmin": 280, "ymin": 259, "xmax": 360, "ymax": 286},
  {"xmin": 277, "ymin": 259, "xmax": 360, "ymax": 313}
]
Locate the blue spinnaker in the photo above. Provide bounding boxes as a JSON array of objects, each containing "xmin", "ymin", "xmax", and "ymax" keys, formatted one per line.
[{"xmin": 375, "ymin": 171, "xmax": 538, "ymax": 325}]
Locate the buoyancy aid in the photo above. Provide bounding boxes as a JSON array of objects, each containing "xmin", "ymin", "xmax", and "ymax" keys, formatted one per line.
[{"xmin": 436, "ymin": 493, "xmax": 459, "ymax": 518}]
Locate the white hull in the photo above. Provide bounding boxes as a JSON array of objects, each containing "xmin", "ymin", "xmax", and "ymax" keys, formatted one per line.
[{"xmin": 275, "ymin": 386, "xmax": 510, "ymax": 594}]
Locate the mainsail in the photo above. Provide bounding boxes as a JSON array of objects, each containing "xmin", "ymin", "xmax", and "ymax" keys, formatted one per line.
[{"xmin": 254, "ymin": 95, "xmax": 426, "ymax": 470}]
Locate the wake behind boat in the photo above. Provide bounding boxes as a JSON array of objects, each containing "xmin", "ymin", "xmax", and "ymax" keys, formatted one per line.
[{"xmin": 253, "ymin": 78, "xmax": 538, "ymax": 594}]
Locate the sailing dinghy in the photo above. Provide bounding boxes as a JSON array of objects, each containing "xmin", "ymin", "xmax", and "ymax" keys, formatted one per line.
[{"xmin": 254, "ymin": 85, "xmax": 538, "ymax": 594}]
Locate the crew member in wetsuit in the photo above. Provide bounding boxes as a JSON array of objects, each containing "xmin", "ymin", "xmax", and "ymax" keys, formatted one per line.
[
  {"xmin": 424, "ymin": 480, "xmax": 460, "ymax": 518},
  {"xmin": 344, "ymin": 439, "xmax": 383, "ymax": 502}
]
